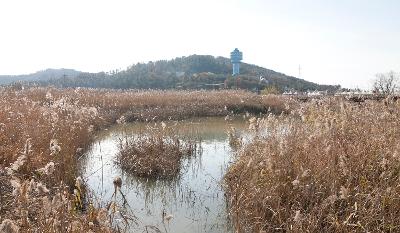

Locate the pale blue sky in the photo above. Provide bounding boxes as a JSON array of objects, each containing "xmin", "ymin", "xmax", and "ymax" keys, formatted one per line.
[{"xmin": 0, "ymin": 0, "xmax": 399, "ymax": 89}]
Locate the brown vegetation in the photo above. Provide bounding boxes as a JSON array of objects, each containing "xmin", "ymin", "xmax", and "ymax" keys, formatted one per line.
[
  {"xmin": 225, "ymin": 98, "xmax": 400, "ymax": 232},
  {"xmin": 117, "ymin": 123, "xmax": 200, "ymax": 178},
  {"xmin": 0, "ymin": 87, "xmax": 276, "ymax": 231}
]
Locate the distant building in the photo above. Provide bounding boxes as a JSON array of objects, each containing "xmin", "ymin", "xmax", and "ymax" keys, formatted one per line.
[
  {"xmin": 175, "ymin": 71, "xmax": 185, "ymax": 77},
  {"xmin": 230, "ymin": 48, "xmax": 243, "ymax": 76}
]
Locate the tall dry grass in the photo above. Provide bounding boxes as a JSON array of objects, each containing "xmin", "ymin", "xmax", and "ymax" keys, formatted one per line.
[
  {"xmin": 58, "ymin": 88, "xmax": 287, "ymax": 122},
  {"xmin": 117, "ymin": 123, "xmax": 200, "ymax": 178},
  {"xmin": 225, "ymin": 97, "xmax": 400, "ymax": 232},
  {"xmin": 0, "ymin": 87, "xmax": 112, "ymax": 232},
  {"xmin": 0, "ymin": 87, "xmax": 281, "ymax": 232}
]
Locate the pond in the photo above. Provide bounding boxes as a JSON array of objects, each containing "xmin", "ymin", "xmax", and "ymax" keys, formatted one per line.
[{"xmin": 80, "ymin": 117, "xmax": 248, "ymax": 233}]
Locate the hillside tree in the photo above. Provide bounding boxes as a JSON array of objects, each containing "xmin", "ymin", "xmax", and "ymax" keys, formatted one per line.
[{"xmin": 373, "ymin": 71, "xmax": 399, "ymax": 95}]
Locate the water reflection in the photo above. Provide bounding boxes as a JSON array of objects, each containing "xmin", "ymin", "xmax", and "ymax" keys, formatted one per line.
[{"xmin": 81, "ymin": 117, "xmax": 247, "ymax": 233}]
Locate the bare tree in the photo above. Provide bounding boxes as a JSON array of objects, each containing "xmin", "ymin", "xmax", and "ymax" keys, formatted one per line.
[{"xmin": 373, "ymin": 71, "xmax": 399, "ymax": 95}]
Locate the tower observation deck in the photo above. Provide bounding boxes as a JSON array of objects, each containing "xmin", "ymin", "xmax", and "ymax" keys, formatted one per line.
[{"xmin": 230, "ymin": 48, "xmax": 243, "ymax": 76}]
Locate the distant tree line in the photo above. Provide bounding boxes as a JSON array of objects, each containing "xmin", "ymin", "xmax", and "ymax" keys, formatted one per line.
[
  {"xmin": 373, "ymin": 71, "xmax": 399, "ymax": 95},
  {"xmin": 33, "ymin": 55, "xmax": 340, "ymax": 92}
]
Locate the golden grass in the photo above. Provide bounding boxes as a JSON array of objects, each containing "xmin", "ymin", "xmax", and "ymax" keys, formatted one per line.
[{"xmin": 225, "ymin": 97, "xmax": 400, "ymax": 232}]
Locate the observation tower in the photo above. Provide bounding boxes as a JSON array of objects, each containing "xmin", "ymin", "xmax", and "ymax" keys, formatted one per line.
[{"xmin": 230, "ymin": 48, "xmax": 243, "ymax": 76}]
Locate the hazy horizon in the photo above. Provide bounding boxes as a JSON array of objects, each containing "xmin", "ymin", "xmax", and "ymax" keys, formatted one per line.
[{"xmin": 1, "ymin": 0, "xmax": 399, "ymax": 89}]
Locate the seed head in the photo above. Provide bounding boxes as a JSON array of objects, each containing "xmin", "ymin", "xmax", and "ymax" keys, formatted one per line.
[
  {"xmin": 339, "ymin": 186, "xmax": 349, "ymax": 199},
  {"xmin": 164, "ymin": 214, "xmax": 173, "ymax": 222},
  {"xmin": 292, "ymin": 178, "xmax": 300, "ymax": 187},
  {"xmin": 294, "ymin": 210, "xmax": 301, "ymax": 222},
  {"xmin": 10, "ymin": 178, "xmax": 21, "ymax": 197},
  {"xmin": 36, "ymin": 182, "xmax": 49, "ymax": 195},
  {"xmin": 50, "ymin": 139, "xmax": 61, "ymax": 156},
  {"xmin": 96, "ymin": 208, "xmax": 109, "ymax": 226},
  {"xmin": 0, "ymin": 219, "xmax": 19, "ymax": 233},
  {"xmin": 45, "ymin": 91, "xmax": 53, "ymax": 100},
  {"xmin": 75, "ymin": 176, "xmax": 83, "ymax": 190},
  {"xmin": 37, "ymin": 162, "xmax": 55, "ymax": 175},
  {"xmin": 113, "ymin": 176, "xmax": 122, "ymax": 189}
]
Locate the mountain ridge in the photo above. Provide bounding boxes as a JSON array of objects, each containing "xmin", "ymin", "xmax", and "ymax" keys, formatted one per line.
[
  {"xmin": 0, "ymin": 68, "xmax": 81, "ymax": 85},
  {"xmin": 0, "ymin": 55, "xmax": 340, "ymax": 92}
]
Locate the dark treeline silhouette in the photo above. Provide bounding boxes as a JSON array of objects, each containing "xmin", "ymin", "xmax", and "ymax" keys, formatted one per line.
[{"xmin": 4, "ymin": 55, "xmax": 340, "ymax": 92}]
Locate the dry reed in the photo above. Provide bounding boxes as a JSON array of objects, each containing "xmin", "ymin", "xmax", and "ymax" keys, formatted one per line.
[
  {"xmin": 117, "ymin": 123, "xmax": 200, "ymax": 178},
  {"xmin": 225, "ymin": 97, "xmax": 400, "ymax": 232},
  {"xmin": 1, "ymin": 86, "xmax": 277, "ymax": 231}
]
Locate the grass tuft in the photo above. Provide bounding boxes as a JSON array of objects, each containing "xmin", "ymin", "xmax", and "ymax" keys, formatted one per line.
[{"xmin": 117, "ymin": 124, "xmax": 200, "ymax": 178}]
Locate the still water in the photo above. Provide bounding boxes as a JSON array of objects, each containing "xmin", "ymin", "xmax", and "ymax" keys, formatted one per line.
[{"xmin": 80, "ymin": 117, "xmax": 247, "ymax": 233}]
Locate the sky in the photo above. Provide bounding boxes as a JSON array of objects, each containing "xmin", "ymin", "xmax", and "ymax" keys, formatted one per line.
[{"xmin": 0, "ymin": 0, "xmax": 399, "ymax": 89}]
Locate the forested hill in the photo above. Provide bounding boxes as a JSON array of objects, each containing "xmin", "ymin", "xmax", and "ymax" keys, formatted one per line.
[
  {"xmin": 6, "ymin": 55, "xmax": 340, "ymax": 92},
  {"xmin": 0, "ymin": 69, "xmax": 81, "ymax": 85}
]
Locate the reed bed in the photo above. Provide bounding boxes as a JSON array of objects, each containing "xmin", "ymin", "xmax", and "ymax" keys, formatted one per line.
[
  {"xmin": 55, "ymin": 88, "xmax": 286, "ymax": 122},
  {"xmin": 0, "ymin": 87, "xmax": 122, "ymax": 232},
  {"xmin": 225, "ymin": 97, "xmax": 400, "ymax": 232},
  {"xmin": 1, "ymin": 86, "xmax": 278, "ymax": 231},
  {"xmin": 117, "ymin": 123, "xmax": 200, "ymax": 178}
]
